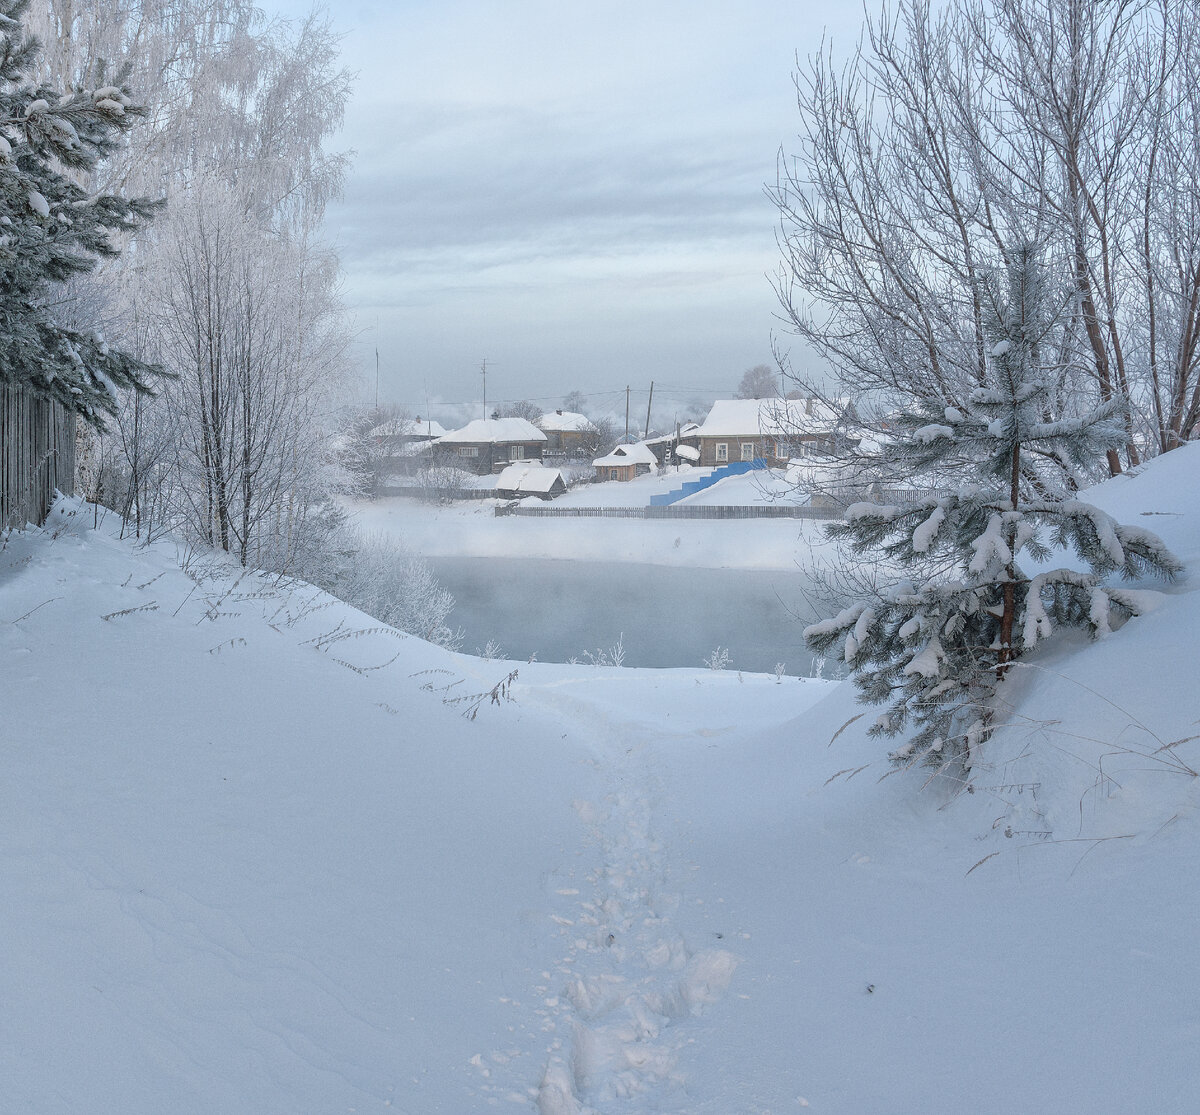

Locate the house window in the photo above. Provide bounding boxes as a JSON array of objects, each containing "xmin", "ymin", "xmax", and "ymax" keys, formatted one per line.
[
  {"xmin": 609, "ymin": 468, "xmax": 620, "ymax": 481},
  {"xmin": 457, "ymin": 446, "xmax": 479, "ymax": 458},
  {"xmin": 509, "ymin": 444, "xmax": 525, "ymax": 460},
  {"xmin": 741, "ymin": 442, "xmax": 755, "ymax": 461},
  {"xmin": 715, "ymin": 442, "xmax": 728, "ymax": 463}
]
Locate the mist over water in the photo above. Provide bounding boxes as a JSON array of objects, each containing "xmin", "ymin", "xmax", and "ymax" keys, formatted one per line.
[{"xmin": 430, "ymin": 556, "xmax": 828, "ymax": 676}]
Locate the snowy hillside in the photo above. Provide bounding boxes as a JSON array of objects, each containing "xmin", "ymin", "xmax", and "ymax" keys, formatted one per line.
[{"xmin": 3, "ymin": 445, "xmax": 1199, "ymax": 1113}]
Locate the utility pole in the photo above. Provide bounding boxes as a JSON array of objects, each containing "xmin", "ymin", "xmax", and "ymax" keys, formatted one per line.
[
  {"xmin": 375, "ymin": 314, "xmax": 382, "ymax": 413},
  {"xmin": 480, "ymin": 358, "xmax": 490, "ymax": 420},
  {"xmin": 424, "ymin": 380, "xmax": 434, "ymax": 465},
  {"xmin": 625, "ymin": 385, "xmax": 630, "ymax": 441},
  {"xmin": 644, "ymin": 380, "xmax": 654, "ymax": 439}
]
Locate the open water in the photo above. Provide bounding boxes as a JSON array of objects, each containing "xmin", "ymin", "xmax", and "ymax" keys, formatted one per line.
[{"xmin": 428, "ymin": 555, "xmax": 829, "ymax": 676}]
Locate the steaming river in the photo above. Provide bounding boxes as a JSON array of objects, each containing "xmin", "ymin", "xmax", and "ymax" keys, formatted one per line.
[{"xmin": 429, "ymin": 556, "xmax": 827, "ymax": 675}]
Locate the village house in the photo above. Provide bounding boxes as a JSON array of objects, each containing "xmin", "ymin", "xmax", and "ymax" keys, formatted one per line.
[
  {"xmin": 592, "ymin": 441, "xmax": 658, "ymax": 482},
  {"xmin": 537, "ymin": 410, "xmax": 595, "ymax": 457},
  {"xmin": 369, "ymin": 415, "xmax": 448, "ymax": 446},
  {"xmin": 686, "ymin": 398, "xmax": 853, "ymax": 467},
  {"xmin": 369, "ymin": 415, "xmax": 447, "ymax": 477},
  {"xmin": 643, "ymin": 421, "xmax": 702, "ymax": 466},
  {"xmin": 494, "ymin": 462, "xmax": 567, "ymax": 500},
  {"xmin": 433, "ymin": 416, "xmax": 547, "ymax": 475}
]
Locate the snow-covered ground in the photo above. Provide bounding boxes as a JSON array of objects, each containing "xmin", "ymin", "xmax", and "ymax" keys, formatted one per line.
[
  {"xmin": 4, "ymin": 444, "xmax": 1200, "ymax": 1113},
  {"xmin": 553, "ymin": 466, "xmax": 708, "ymax": 508},
  {"xmin": 548, "ymin": 466, "xmax": 803, "ymax": 509},
  {"xmin": 391, "ymin": 464, "xmax": 805, "ymax": 511}
]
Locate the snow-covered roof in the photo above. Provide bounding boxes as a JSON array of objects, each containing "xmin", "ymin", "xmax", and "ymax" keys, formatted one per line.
[
  {"xmin": 435, "ymin": 417, "xmax": 547, "ymax": 445},
  {"xmin": 593, "ymin": 442, "xmax": 658, "ymax": 467},
  {"xmin": 674, "ymin": 444, "xmax": 700, "ymax": 462},
  {"xmin": 644, "ymin": 422, "xmax": 701, "ymax": 447},
  {"xmin": 495, "ymin": 464, "xmax": 565, "ymax": 493},
  {"xmin": 694, "ymin": 399, "xmax": 846, "ymax": 438},
  {"xmin": 369, "ymin": 417, "xmax": 448, "ymax": 439},
  {"xmin": 412, "ymin": 418, "xmax": 447, "ymax": 438},
  {"xmin": 537, "ymin": 410, "xmax": 593, "ymax": 433}
]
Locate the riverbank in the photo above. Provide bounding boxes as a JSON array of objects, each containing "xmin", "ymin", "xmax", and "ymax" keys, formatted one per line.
[{"xmin": 346, "ymin": 493, "xmax": 839, "ymax": 571}]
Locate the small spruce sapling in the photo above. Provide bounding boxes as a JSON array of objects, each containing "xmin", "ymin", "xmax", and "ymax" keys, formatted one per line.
[{"xmin": 804, "ymin": 249, "xmax": 1183, "ymax": 772}]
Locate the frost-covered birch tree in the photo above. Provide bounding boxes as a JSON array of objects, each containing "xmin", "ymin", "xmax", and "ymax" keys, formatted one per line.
[
  {"xmin": 27, "ymin": 0, "xmax": 356, "ymax": 570},
  {"xmin": 141, "ymin": 180, "xmax": 347, "ymax": 568},
  {"xmin": 804, "ymin": 249, "xmax": 1183, "ymax": 770},
  {"xmin": 25, "ymin": 0, "xmax": 351, "ymax": 223}
]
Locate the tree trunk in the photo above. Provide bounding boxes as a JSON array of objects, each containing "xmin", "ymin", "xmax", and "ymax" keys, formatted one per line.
[{"xmin": 997, "ymin": 440, "xmax": 1021, "ymax": 678}]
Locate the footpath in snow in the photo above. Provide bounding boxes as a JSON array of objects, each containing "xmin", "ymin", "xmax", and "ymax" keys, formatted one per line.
[{"xmin": 4, "ymin": 443, "xmax": 1200, "ymax": 1112}]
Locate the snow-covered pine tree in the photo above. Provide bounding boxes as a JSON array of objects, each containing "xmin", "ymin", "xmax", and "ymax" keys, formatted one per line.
[
  {"xmin": 804, "ymin": 247, "xmax": 1184, "ymax": 771},
  {"xmin": 0, "ymin": 0, "xmax": 161, "ymax": 425}
]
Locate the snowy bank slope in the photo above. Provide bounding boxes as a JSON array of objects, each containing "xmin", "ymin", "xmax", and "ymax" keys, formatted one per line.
[{"xmin": 3, "ymin": 445, "xmax": 1200, "ymax": 1113}]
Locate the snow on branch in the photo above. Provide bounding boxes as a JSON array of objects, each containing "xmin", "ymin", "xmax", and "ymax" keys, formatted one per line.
[{"xmin": 844, "ymin": 502, "xmax": 904, "ymax": 523}]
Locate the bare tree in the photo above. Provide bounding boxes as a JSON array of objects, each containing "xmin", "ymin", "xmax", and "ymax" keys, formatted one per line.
[
  {"xmin": 501, "ymin": 399, "xmax": 543, "ymax": 423},
  {"xmin": 773, "ymin": 0, "xmax": 1200, "ymax": 478},
  {"xmin": 573, "ymin": 417, "xmax": 618, "ymax": 461},
  {"xmin": 340, "ymin": 404, "xmax": 416, "ymax": 499},
  {"xmin": 143, "ymin": 181, "xmax": 348, "ymax": 567},
  {"xmin": 27, "ymin": 0, "xmax": 352, "ymax": 229},
  {"xmin": 33, "ymin": 1, "xmax": 357, "ymax": 574},
  {"xmin": 735, "ymin": 364, "xmax": 780, "ymax": 399}
]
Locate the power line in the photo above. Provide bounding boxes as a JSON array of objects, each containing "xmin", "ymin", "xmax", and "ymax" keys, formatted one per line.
[{"xmin": 370, "ymin": 384, "xmax": 720, "ymax": 413}]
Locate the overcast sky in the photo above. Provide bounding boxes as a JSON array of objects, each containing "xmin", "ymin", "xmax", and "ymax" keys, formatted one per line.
[{"xmin": 262, "ymin": 1, "xmax": 867, "ymax": 423}]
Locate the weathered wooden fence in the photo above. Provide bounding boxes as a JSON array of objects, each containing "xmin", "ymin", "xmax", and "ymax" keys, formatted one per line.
[
  {"xmin": 1, "ymin": 382, "xmax": 75, "ymax": 530},
  {"xmin": 498, "ymin": 504, "xmax": 847, "ymax": 520},
  {"xmin": 379, "ymin": 484, "xmax": 495, "ymax": 501}
]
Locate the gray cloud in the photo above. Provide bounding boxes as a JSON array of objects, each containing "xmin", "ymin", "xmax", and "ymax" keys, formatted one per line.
[
  {"xmin": 261, "ymin": 0, "xmax": 862, "ymax": 402},
  {"xmin": 331, "ymin": 104, "xmax": 777, "ymax": 259}
]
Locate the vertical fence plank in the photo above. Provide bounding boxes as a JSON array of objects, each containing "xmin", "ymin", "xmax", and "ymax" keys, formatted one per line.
[{"xmin": 1, "ymin": 382, "xmax": 76, "ymax": 530}]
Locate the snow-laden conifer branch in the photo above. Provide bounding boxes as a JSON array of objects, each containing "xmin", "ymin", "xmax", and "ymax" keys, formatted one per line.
[
  {"xmin": 0, "ymin": 0, "xmax": 163, "ymax": 423},
  {"xmin": 806, "ymin": 246, "xmax": 1184, "ymax": 774}
]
